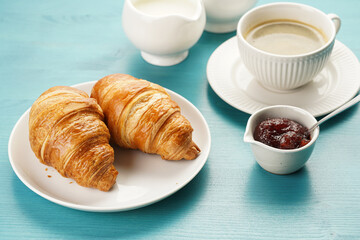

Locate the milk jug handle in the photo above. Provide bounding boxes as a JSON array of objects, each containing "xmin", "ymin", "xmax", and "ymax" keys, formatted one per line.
[{"xmin": 328, "ymin": 13, "xmax": 341, "ymax": 34}]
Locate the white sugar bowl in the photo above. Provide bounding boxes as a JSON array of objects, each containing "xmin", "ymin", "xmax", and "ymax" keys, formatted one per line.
[
  {"xmin": 203, "ymin": 0, "xmax": 257, "ymax": 33},
  {"xmin": 122, "ymin": 0, "xmax": 206, "ymax": 66}
]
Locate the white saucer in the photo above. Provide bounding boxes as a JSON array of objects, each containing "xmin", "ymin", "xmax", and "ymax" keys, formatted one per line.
[
  {"xmin": 207, "ymin": 37, "xmax": 360, "ymax": 117},
  {"xmin": 8, "ymin": 81, "xmax": 211, "ymax": 212}
]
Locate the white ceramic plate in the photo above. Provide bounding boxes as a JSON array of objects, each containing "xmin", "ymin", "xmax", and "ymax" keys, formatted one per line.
[
  {"xmin": 207, "ymin": 37, "xmax": 360, "ymax": 117},
  {"xmin": 8, "ymin": 81, "xmax": 211, "ymax": 212}
]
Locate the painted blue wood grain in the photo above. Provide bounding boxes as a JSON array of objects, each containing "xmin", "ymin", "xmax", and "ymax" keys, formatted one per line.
[{"xmin": 1, "ymin": 0, "xmax": 359, "ymax": 239}]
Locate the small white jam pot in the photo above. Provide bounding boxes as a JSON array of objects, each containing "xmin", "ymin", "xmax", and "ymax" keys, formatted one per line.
[
  {"xmin": 122, "ymin": 0, "xmax": 206, "ymax": 66},
  {"xmin": 244, "ymin": 105, "xmax": 320, "ymax": 175}
]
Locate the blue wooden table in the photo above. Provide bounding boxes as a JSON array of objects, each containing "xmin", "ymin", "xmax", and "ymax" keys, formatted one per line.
[{"xmin": 1, "ymin": 0, "xmax": 360, "ymax": 239}]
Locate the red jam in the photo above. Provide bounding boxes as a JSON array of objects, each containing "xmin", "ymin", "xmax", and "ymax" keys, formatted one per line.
[{"xmin": 254, "ymin": 118, "xmax": 311, "ymax": 149}]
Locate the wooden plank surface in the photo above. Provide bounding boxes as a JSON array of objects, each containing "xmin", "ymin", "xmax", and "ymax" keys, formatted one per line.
[{"xmin": 1, "ymin": 0, "xmax": 360, "ymax": 239}]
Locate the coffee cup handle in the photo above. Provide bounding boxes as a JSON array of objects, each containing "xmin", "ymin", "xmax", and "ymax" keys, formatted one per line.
[{"xmin": 328, "ymin": 13, "xmax": 341, "ymax": 34}]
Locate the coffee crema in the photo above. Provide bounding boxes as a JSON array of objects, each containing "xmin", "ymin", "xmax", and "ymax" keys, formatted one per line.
[{"xmin": 244, "ymin": 19, "xmax": 328, "ymax": 55}]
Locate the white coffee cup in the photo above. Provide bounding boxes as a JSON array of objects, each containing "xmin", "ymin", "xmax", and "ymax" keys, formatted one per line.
[{"xmin": 237, "ymin": 2, "xmax": 341, "ymax": 91}]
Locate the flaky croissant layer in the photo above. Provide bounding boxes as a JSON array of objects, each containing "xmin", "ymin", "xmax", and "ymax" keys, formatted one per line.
[
  {"xmin": 29, "ymin": 86, "xmax": 118, "ymax": 191},
  {"xmin": 91, "ymin": 73, "xmax": 200, "ymax": 160}
]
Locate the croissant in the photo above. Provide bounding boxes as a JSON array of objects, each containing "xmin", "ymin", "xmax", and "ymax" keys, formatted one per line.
[
  {"xmin": 91, "ymin": 73, "xmax": 200, "ymax": 160},
  {"xmin": 29, "ymin": 86, "xmax": 118, "ymax": 191}
]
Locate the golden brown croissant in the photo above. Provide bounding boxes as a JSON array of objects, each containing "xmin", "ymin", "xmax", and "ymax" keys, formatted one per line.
[
  {"xmin": 91, "ymin": 73, "xmax": 200, "ymax": 160},
  {"xmin": 29, "ymin": 86, "xmax": 118, "ymax": 191}
]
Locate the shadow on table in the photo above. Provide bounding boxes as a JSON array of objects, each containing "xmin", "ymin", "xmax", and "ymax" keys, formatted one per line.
[
  {"xmin": 12, "ymin": 163, "xmax": 209, "ymax": 238},
  {"xmin": 120, "ymin": 31, "xmax": 236, "ymax": 90},
  {"xmin": 244, "ymin": 163, "xmax": 312, "ymax": 209},
  {"xmin": 206, "ymin": 83, "xmax": 250, "ymax": 126},
  {"xmin": 315, "ymin": 104, "xmax": 359, "ymax": 133}
]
